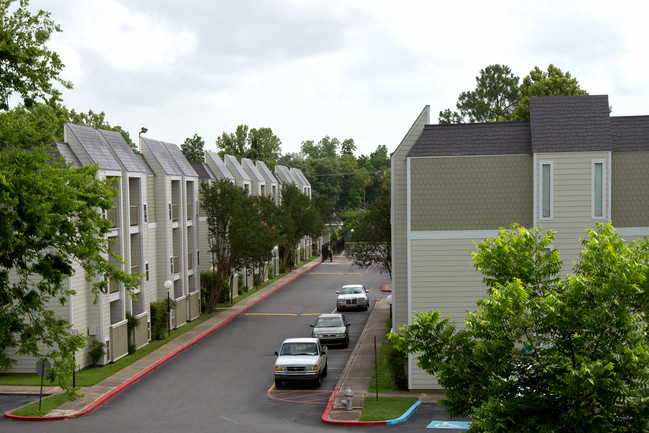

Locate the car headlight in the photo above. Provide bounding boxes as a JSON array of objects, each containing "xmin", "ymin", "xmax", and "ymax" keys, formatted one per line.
[
  {"xmin": 275, "ymin": 366, "xmax": 285, "ymax": 372},
  {"xmin": 314, "ymin": 333, "xmax": 323, "ymax": 338},
  {"xmin": 310, "ymin": 365, "xmax": 319, "ymax": 371}
]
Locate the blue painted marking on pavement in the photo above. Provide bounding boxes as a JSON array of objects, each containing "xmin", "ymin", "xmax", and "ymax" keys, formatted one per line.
[
  {"xmin": 427, "ymin": 420, "xmax": 472, "ymax": 429},
  {"xmin": 385, "ymin": 401, "xmax": 422, "ymax": 425}
]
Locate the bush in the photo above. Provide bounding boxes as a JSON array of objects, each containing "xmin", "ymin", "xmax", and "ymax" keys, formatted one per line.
[
  {"xmin": 150, "ymin": 300, "xmax": 174, "ymax": 340},
  {"xmin": 88, "ymin": 339, "xmax": 105, "ymax": 366},
  {"xmin": 200, "ymin": 272, "xmax": 230, "ymax": 310},
  {"xmin": 387, "ymin": 344, "xmax": 408, "ymax": 390}
]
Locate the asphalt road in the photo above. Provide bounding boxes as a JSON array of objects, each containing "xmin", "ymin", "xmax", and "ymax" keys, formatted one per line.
[{"xmin": 2, "ymin": 258, "xmax": 461, "ymax": 432}]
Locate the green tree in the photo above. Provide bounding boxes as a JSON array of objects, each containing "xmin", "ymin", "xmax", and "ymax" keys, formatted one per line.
[
  {"xmin": 181, "ymin": 133, "xmax": 205, "ymax": 163},
  {"xmin": 345, "ymin": 173, "xmax": 391, "ymax": 276},
  {"xmin": 215, "ymin": 124, "xmax": 249, "ymax": 158},
  {"xmin": 248, "ymin": 127, "xmax": 282, "ymax": 168},
  {"xmin": 439, "ymin": 64, "xmax": 520, "ymax": 124},
  {"xmin": 276, "ymin": 184, "xmax": 323, "ymax": 271},
  {"xmin": 200, "ymin": 179, "xmax": 249, "ymax": 312},
  {"xmin": 0, "ymin": 145, "xmax": 140, "ymax": 399},
  {"xmin": 512, "ymin": 64, "xmax": 589, "ymax": 121},
  {"xmin": 0, "ymin": 0, "xmax": 72, "ymax": 109},
  {"xmin": 391, "ymin": 224, "xmax": 649, "ymax": 432}
]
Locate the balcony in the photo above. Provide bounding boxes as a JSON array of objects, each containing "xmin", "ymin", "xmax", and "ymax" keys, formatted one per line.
[
  {"xmin": 109, "ymin": 280, "xmax": 120, "ymax": 294},
  {"xmin": 186, "ymin": 203, "xmax": 193, "ymax": 221},
  {"xmin": 187, "ymin": 252, "xmax": 193, "ymax": 270}
]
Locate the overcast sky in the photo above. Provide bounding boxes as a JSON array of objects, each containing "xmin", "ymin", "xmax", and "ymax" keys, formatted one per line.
[{"xmin": 28, "ymin": 0, "xmax": 649, "ymax": 157}]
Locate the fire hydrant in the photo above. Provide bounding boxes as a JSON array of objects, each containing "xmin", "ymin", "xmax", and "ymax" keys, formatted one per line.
[{"xmin": 341, "ymin": 387, "xmax": 353, "ymax": 410}]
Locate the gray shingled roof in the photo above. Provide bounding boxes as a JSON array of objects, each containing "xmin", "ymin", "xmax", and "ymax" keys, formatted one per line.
[
  {"xmin": 290, "ymin": 168, "xmax": 310, "ymax": 187},
  {"xmin": 190, "ymin": 162, "xmax": 215, "ymax": 180},
  {"xmin": 611, "ymin": 116, "xmax": 649, "ymax": 152},
  {"xmin": 407, "ymin": 122, "xmax": 532, "ymax": 157},
  {"xmin": 48, "ymin": 142, "xmax": 82, "ymax": 168},
  {"xmin": 205, "ymin": 151, "xmax": 235, "ymax": 181},
  {"xmin": 66, "ymin": 123, "xmax": 122, "ymax": 171},
  {"xmin": 163, "ymin": 142, "xmax": 198, "ymax": 177},
  {"xmin": 255, "ymin": 160, "xmax": 279, "ymax": 185},
  {"xmin": 98, "ymin": 129, "xmax": 154, "ymax": 175},
  {"xmin": 274, "ymin": 164, "xmax": 296, "ymax": 184},
  {"xmin": 141, "ymin": 137, "xmax": 182, "ymax": 176},
  {"xmin": 529, "ymin": 95, "xmax": 612, "ymax": 153},
  {"xmin": 241, "ymin": 158, "xmax": 265, "ymax": 183},
  {"xmin": 224, "ymin": 154, "xmax": 251, "ymax": 182}
]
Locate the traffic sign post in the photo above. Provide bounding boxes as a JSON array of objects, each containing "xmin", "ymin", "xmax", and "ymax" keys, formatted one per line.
[{"xmin": 36, "ymin": 358, "xmax": 51, "ymax": 411}]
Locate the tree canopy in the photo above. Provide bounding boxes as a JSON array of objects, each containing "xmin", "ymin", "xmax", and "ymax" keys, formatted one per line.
[
  {"xmin": 439, "ymin": 64, "xmax": 520, "ymax": 124},
  {"xmin": 181, "ymin": 133, "xmax": 205, "ymax": 163},
  {"xmin": 440, "ymin": 64, "xmax": 588, "ymax": 124},
  {"xmin": 0, "ymin": 0, "xmax": 72, "ymax": 110},
  {"xmin": 391, "ymin": 224, "xmax": 649, "ymax": 432},
  {"xmin": 215, "ymin": 125, "xmax": 281, "ymax": 169},
  {"xmin": 0, "ymin": 146, "xmax": 140, "ymax": 398}
]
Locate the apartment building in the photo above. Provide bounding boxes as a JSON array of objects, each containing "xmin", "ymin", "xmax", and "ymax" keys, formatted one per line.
[{"xmin": 391, "ymin": 95, "xmax": 649, "ymax": 389}]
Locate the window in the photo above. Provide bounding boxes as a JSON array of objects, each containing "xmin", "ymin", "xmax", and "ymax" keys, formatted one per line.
[
  {"xmin": 143, "ymin": 203, "xmax": 148, "ymax": 223},
  {"xmin": 592, "ymin": 160, "xmax": 606, "ymax": 219},
  {"xmin": 197, "ymin": 251, "xmax": 200, "ymax": 266},
  {"xmin": 540, "ymin": 162, "xmax": 553, "ymax": 220},
  {"xmin": 168, "ymin": 203, "xmax": 172, "ymax": 220},
  {"xmin": 145, "ymin": 262, "xmax": 150, "ymax": 281},
  {"xmin": 170, "ymin": 257, "xmax": 174, "ymax": 274}
]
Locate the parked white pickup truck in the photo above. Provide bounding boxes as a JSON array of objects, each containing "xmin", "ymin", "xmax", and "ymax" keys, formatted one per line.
[{"xmin": 274, "ymin": 337, "xmax": 328, "ymax": 388}]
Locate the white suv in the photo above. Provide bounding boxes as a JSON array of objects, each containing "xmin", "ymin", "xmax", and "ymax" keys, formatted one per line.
[{"xmin": 274, "ymin": 337, "xmax": 328, "ymax": 388}]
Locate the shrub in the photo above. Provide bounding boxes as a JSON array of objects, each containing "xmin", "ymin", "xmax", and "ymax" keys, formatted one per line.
[
  {"xmin": 150, "ymin": 300, "xmax": 174, "ymax": 340},
  {"xmin": 88, "ymin": 340, "xmax": 105, "ymax": 366}
]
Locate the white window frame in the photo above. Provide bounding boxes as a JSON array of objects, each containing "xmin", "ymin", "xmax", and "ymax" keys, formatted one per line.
[
  {"xmin": 591, "ymin": 159, "xmax": 607, "ymax": 220},
  {"xmin": 145, "ymin": 262, "xmax": 150, "ymax": 281},
  {"xmin": 143, "ymin": 203, "xmax": 148, "ymax": 223},
  {"xmin": 539, "ymin": 161, "xmax": 554, "ymax": 221}
]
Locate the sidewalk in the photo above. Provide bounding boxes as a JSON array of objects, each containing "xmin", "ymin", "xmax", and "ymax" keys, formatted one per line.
[
  {"xmin": 3, "ymin": 258, "xmax": 323, "ymax": 420},
  {"xmin": 322, "ymin": 294, "xmax": 442, "ymax": 426}
]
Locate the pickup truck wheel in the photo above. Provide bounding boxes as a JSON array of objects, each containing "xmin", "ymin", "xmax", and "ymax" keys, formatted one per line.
[
  {"xmin": 314, "ymin": 374, "xmax": 322, "ymax": 387},
  {"xmin": 322, "ymin": 363, "xmax": 328, "ymax": 377},
  {"xmin": 275, "ymin": 378, "xmax": 283, "ymax": 389}
]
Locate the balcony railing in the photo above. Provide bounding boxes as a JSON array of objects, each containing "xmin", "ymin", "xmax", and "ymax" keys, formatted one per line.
[
  {"xmin": 109, "ymin": 280, "xmax": 120, "ymax": 294},
  {"xmin": 131, "ymin": 265, "xmax": 140, "ymax": 275},
  {"xmin": 170, "ymin": 203, "xmax": 179, "ymax": 222},
  {"xmin": 172, "ymin": 255, "xmax": 179, "ymax": 274},
  {"xmin": 187, "ymin": 252, "xmax": 193, "ymax": 270},
  {"xmin": 186, "ymin": 203, "xmax": 193, "ymax": 220}
]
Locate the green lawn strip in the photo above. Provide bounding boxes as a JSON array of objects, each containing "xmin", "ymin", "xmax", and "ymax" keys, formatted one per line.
[
  {"xmin": 358, "ymin": 396, "xmax": 418, "ymax": 421},
  {"xmin": 367, "ymin": 320, "xmax": 398, "ymax": 393},
  {"xmin": 10, "ymin": 393, "xmax": 70, "ymax": 417}
]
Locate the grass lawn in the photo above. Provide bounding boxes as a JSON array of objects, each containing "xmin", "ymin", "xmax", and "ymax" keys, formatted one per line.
[
  {"xmin": 3, "ymin": 258, "xmax": 317, "ymax": 416},
  {"xmin": 359, "ymin": 396, "xmax": 418, "ymax": 421}
]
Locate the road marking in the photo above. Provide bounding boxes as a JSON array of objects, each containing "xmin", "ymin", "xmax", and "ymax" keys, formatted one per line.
[
  {"xmin": 245, "ymin": 313, "xmax": 297, "ymax": 316},
  {"xmin": 427, "ymin": 420, "xmax": 471, "ymax": 429},
  {"xmin": 267, "ymin": 385, "xmax": 333, "ymax": 405}
]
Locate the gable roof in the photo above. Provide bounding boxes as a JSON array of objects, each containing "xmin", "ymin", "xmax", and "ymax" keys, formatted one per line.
[
  {"xmin": 65, "ymin": 123, "xmax": 122, "ymax": 171},
  {"xmin": 98, "ymin": 129, "xmax": 153, "ymax": 175},
  {"xmin": 611, "ymin": 116, "xmax": 649, "ymax": 152},
  {"xmin": 529, "ymin": 95, "xmax": 612, "ymax": 153},
  {"xmin": 204, "ymin": 151, "xmax": 235, "ymax": 181},
  {"xmin": 140, "ymin": 137, "xmax": 182, "ymax": 176},
  {"xmin": 224, "ymin": 154, "xmax": 251, "ymax": 182},
  {"xmin": 241, "ymin": 157, "xmax": 265, "ymax": 183},
  {"xmin": 256, "ymin": 160, "xmax": 278, "ymax": 185},
  {"xmin": 190, "ymin": 162, "xmax": 215, "ymax": 180},
  {"xmin": 163, "ymin": 141, "xmax": 198, "ymax": 177},
  {"xmin": 274, "ymin": 164, "xmax": 295, "ymax": 184},
  {"xmin": 48, "ymin": 142, "xmax": 82, "ymax": 168},
  {"xmin": 408, "ymin": 122, "xmax": 531, "ymax": 157}
]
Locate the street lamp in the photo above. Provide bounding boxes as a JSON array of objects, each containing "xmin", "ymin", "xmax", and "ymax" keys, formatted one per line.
[{"xmin": 164, "ymin": 280, "xmax": 173, "ymax": 336}]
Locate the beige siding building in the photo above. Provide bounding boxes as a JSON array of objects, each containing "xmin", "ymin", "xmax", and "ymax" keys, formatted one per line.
[{"xmin": 392, "ymin": 95, "xmax": 649, "ymax": 389}]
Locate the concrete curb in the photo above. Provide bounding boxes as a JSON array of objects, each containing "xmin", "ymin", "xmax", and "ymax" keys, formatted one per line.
[{"xmin": 4, "ymin": 260, "xmax": 322, "ymax": 422}]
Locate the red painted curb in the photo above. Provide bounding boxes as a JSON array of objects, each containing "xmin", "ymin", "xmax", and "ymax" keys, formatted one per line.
[
  {"xmin": 320, "ymin": 387, "xmax": 387, "ymax": 427},
  {"xmin": 5, "ymin": 261, "xmax": 322, "ymax": 422}
]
